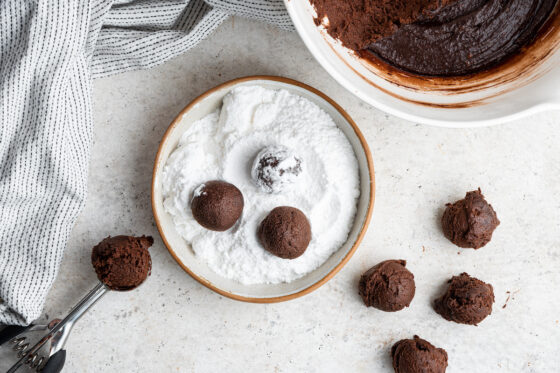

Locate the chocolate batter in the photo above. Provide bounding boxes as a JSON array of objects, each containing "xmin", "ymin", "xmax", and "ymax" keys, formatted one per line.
[{"xmin": 312, "ymin": 0, "xmax": 558, "ymax": 76}]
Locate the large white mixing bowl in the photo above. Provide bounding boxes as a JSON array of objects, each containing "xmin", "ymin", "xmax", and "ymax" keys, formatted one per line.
[{"xmin": 285, "ymin": 1, "xmax": 560, "ymax": 127}]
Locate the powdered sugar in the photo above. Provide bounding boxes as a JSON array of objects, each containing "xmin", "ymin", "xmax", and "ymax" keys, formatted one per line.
[
  {"xmin": 162, "ymin": 86, "xmax": 359, "ymax": 284},
  {"xmin": 193, "ymin": 183, "xmax": 206, "ymax": 198}
]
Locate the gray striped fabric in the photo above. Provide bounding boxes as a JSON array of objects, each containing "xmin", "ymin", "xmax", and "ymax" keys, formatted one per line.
[{"xmin": 0, "ymin": 0, "xmax": 290, "ymax": 326}]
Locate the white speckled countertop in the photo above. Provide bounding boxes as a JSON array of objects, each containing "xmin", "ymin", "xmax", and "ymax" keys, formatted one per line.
[{"xmin": 2, "ymin": 17, "xmax": 560, "ymax": 372}]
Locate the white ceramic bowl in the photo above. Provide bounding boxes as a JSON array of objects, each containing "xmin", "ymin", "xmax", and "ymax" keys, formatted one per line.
[
  {"xmin": 285, "ymin": 1, "xmax": 560, "ymax": 127},
  {"xmin": 152, "ymin": 76, "xmax": 375, "ymax": 303}
]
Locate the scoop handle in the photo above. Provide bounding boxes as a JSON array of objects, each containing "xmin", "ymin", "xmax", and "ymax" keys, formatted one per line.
[
  {"xmin": 41, "ymin": 350, "xmax": 66, "ymax": 373},
  {"xmin": 0, "ymin": 325, "xmax": 30, "ymax": 346}
]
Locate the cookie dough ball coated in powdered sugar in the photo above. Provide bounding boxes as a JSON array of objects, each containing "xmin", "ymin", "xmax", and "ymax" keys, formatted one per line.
[{"xmin": 251, "ymin": 145, "xmax": 303, "ymax": 194}]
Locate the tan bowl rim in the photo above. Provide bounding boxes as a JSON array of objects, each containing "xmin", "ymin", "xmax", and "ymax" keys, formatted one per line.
[{"xmin": 151, "ymin": 75, "xmax": 375, "ymax": 303}]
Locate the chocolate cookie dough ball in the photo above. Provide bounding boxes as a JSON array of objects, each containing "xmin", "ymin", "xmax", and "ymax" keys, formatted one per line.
[
  {"xmin": 251, "ymin": 145, "xmax": 303, "ymax": 193},
  {"xmin": 434, "ymin": 272, "xmax": 494, "ymax": 325},
  {"xmin": 191, "ymin": 181, "xmax": 244, "ymax": 231},
  {"xmin": 441, "ymin": 188, "xmax": 499, "ymax": 249},
  {"xmin": 91, "ymin": 235, "xmax": 153, "ymax": 291},
  {"xmin": 359, "ymin": 260, "xmax": 415, "ymax": 312},
  {"xmin": 258, "ymin": 206, "xmax": 311, "ymax": 259},
  {"xmin": 391, "ymin": 336, "xmax": 448, "ymax": 373}
]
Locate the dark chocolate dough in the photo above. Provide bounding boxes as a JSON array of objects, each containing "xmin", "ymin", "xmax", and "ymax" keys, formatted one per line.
[
  {"xmin": 434, "ymin": 272, "xmax": 495, "ymax": 325},
  {"xmin": 310, "ymin": 0, "xmax": 457, "ymax": 51},
  {"xmin": 359, "ymin": 260, "xmax": 415, "ymax": 312},
  {"xmin": 441, "ymin": 188, "xmax": 499, "ymax": 249},
  {"xmin": 392, "ymin": 335, "xmax": 448, "ymax": 373},
  {"xmin": 312, "ymin": 0, "xmax": 558, "ymax": 76},
  {"xmin": 191, "ymin": 180, "xmax": 244, "ymax": 231},
  {"xmin": 368, "ymin": 0, "xmax": 557, "ymax": 76},
  {"xmin": 258, "ymin": 206, "xmax": 311, "ymax": 259},
  {"xmin": 91, "ymin": 235, "xmax": 153, "ymax": 291}
]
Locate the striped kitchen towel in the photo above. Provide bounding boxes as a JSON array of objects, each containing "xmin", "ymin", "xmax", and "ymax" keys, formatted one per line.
[{"xmin": 0, "ymin": 0, "xmax": 291, "ymax": 326}]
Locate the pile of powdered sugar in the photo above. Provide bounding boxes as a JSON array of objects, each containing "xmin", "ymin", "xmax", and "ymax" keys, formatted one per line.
[{"xmin": 162, "ymin": 86, "xmax": 360, "ymax": 284}]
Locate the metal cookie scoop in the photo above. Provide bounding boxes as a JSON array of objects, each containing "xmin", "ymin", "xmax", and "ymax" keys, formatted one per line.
[
  {"xmin": 0, "ymin": 283, "xmax": 108, "ymax": 372},
  {"xmin": 1, "ymin": 234, "xmax": 153, "ymax": 372}
]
